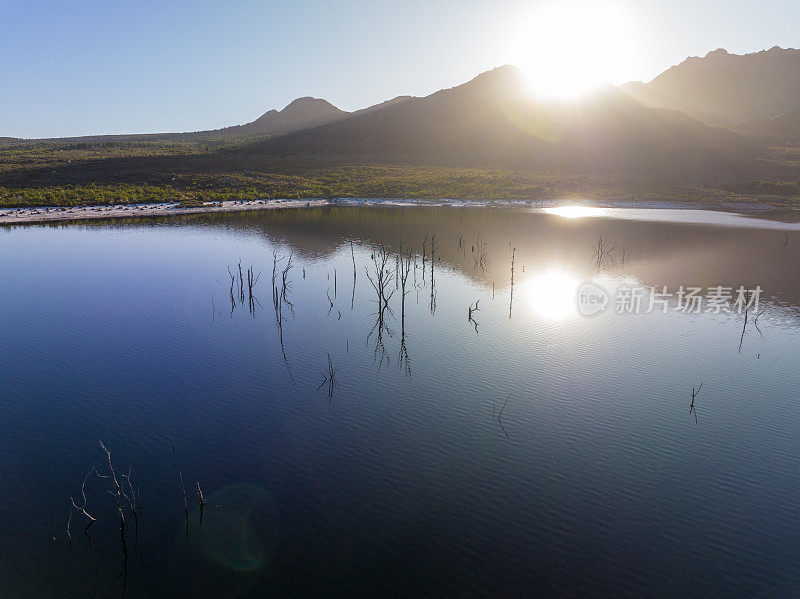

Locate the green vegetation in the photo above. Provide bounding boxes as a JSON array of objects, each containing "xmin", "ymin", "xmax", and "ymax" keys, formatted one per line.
[
  {"xmin": 4, "ymin": 53, "xmax": 800, "ymax": 210},
  {"xmin": 0, "ymin": 136, "xmax": 797, "ymax": 209}
]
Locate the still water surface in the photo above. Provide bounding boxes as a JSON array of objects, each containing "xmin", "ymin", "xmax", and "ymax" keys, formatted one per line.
[{"xmin": 2, "ymin": 205, "xmax": 800, "ymax": 597}]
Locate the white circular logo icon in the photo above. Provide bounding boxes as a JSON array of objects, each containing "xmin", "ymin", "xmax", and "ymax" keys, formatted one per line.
[{"xmin": 576, "ymin": 281, "xmax": 609, "ymax": 316}]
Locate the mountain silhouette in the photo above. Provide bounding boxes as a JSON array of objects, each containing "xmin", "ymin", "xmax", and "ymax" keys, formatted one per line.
[
  {"xmin": 221, "ymin": 97, "xmax": 348, "ymax": 136},
  {"xmin": 621, "ymin": 47, "xmax": 800, "ymax": 126},
  {"xmin": 238, "ymin": 65, "xmax": 763, "ymax": 182},
  {"xmin": 2, "ymin": 58, "xmax": 795, "ymax": 189}
]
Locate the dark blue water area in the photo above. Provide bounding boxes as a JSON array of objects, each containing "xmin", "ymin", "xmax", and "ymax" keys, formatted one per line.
[{"xmin": 1, "ymin": 207, "xmax": 800, "ymax": 597}]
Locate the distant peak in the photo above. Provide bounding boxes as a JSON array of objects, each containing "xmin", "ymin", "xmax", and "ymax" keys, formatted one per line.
[
  {"xmin": 282, "ymin": 97, "xmax": 339, "ymax": 111},
  {"xmin": 705, "ymin": 48, "xmax": 729, "ymax": 58}
]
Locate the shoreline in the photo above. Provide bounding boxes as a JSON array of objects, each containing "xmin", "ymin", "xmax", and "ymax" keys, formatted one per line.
[
  {"xmin": 0, "ymin": 199, "xmax": 332, "ymax": 225},
  {"xmin": 0, "ymin": 197, "xmax": 795, "ymax": 226}
]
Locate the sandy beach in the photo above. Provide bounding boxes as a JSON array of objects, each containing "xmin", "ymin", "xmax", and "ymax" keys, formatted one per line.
[{"xmin": 0, "ymin": 199, "xmax": 332, "ymax": 225}]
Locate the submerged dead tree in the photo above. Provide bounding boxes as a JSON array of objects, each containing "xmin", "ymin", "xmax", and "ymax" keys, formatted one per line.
[
  {"xmin": 594, "ymin": 234, "xmax": 616, "ymax": 269},
  {"xmin": 473, "ymin": 233, "xmax": 489, "ymax": 273},
  {"xmin": 68, "ymin": 468, "xmax": 97, "ymax": 548},
  {"xmin": 494, "ymin": 394, "xmax": 511, "ymax": 438},
  {"xmin": 422, "ymin": 235, "xmax": 428, "ymax": 280},
  {"xmin": 227, "ymin": 266, "xmax": 237, "ymax": 313},
  {"xmin": 429, "ymin": 233, "xmax": 437, "ymax": 315},
  {"xmin": 689, "ymin": 382, "xmax": 703, "ymax": 424},
  {"xmin": 509, "ymin": 246, "xmax": 516, "ymax": 319},
  {"xmin": 351, "ymin": 240, "xmax": 357, "ymax": 310},
  {"xmin": 317, "ymin": 353, "xmax": 339, "ymax": 403},
  {"xmin": 271, "ymin": 250, "xmax": 295, "ymax": 384},
  {"xmin": 398, "ymin": 250, "xmax": 412, "ymax": 377},
  {"xmin": 67, "ymin": 441, "xmax": 141, "ymax": 595},
  {"xmin": 226, "ymin": 262, "xmax": 260, "ymax": 315},
  {"xmin": 246, "ymin": 266, "xmax": 261, "ymax": 315},
  {"xmin": 281, "ymin": 253, "xmax": 294, "ymax": 315},
  {"xmin": 739, "ymin": 306, "xmax": 749, "ymax": 354},
  {"xmin": 365, "ymin": 243, "xmax": 395, "ymax": 369},
  {"xmin": 468, "ymin": 300, "xmax": 480, "ymax": 334}
]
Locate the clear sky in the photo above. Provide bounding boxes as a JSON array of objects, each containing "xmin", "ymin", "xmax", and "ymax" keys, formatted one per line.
[{"xmin": 2, "ymin": 0, "xmax": 799, "ymax": 138}]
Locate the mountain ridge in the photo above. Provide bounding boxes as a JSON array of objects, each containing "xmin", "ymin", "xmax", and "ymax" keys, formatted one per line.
[
  {"xmin": 621, "ymin": 46, "xmax": 800, "ymax": 126},
  {"xmin": 236, "ymin": 64, "xmax": 765, "ymax": 184}
]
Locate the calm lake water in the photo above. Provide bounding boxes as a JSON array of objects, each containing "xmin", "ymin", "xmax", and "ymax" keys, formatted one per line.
[{"xmin": 2, "ymin": 205, "xmax": 800, "ymax": 597}]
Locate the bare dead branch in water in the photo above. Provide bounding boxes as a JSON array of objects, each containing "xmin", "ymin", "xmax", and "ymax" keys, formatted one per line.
[
  {"xmin": 271, "ymin": 251, "xmax": 295, "ymax": 384},
  {"xmin": 68, "ymin": 467, "xmax": 98, "ymax": 546},
  {"xmin": 227, "ymin": 266, "xmax": 237, "ymax": 314},
  {"xmin": 472, "ymin": 233, "xmax": 488, "ymax": 273},
  {"xmin": 365, "ymin": 243, "xmax": 395, "ymax": 369},
  {"xmin": 498, "ymin": 394, "xmax": 510, "ymax": 420},
  {"xmin": 364, "ymin": 242, "xmax": 395, "ymax": 311},
  {"xmin": 67, "ymin": 447, "xmax": 143, "ymax": 581},
  {"xmin": 196, "ymin": 482, "xmax": 205, "ymax": 506},
  {"xmin": 509, "ymin": 246, "xmax": 516, "ymax": 319},
  {"xmin": 317, "ymin": 353, "xmax": 339, "ymax": 403},
  {"xmin": 398, "ymin": 251, "xmax": 412, "ymax": 377},
  {"xmin": 739, "ymin": 307, "xmax": 749, "ymax": 354},
  {"xmin": 351, "ymin": 241, "xmax": 357, "ymax": 310},
  {"xmin": 429, "ymin": 234, "xmax": 437, "ymax": 315},
  {"xmin": 246, "ymin": 266, "xmax": 261, "ymax": 315},
  {"xmin": 179, "ymin": 470, "xmax": 189, "ymax": 541},
  {"xmin": 98, "ymin": 441, "xmax": 127, "ymax": 526},
  {"xmin": 351, "ymin": 240, "xmax": 357, "ymax": 279},
  {"xmin": 238, "ymin": 261, "xmax": 245, "ymax": 303},
  {"xmin": 594, "ymin": 235, "xmax": 617, "ymax": 269},
  {"xmin": 70, "ymin": 468, "xmax": 97, "ymax": 523},
  {"xmin": 620, "ymin": 243, "xmax": 631, "ymax": 267},
  {"xmin": 94, "ymin": 441, "xmax": 137, "ymax": 591},
  {"xmin": 281, "ymin": 253, "xmax": 294, "ymax": 315},
  {"xmin": 227, "ymin": 263, "xmax": 261, "ymax": 315},
  {"xmin": 422, "ymin": 235, "xmax": 427, "ymax": 279},
  {"xmin": 754, "ymin": 306, "xmax": 766, "ymax": 338},
  {"xmin": 493, "ymin": 394, "xmax": 512, "ymax": 437},
  {"xmin": 689, "ymin": 382, "xmax": 703, "ymax": 424},
  {"xmin": 67, "ymin": 508, "xmax": 73, "ymax": 547},
  {"xmin": 196, "ymin": 482, "xmax": 206, "ymax": 526},
  {"xmin": 468, "ymin": 300, "xmax": 480, "ymax": 334}
]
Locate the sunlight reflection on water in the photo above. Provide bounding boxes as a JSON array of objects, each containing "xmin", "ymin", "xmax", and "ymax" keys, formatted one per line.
[{"xmin": 521, "ymin": 269, "xmax": 581, "ymax": 320}]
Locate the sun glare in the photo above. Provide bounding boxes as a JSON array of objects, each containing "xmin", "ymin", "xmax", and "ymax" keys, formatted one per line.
[
  {"xmin": 512, "ymin": 2, "xmax": 639, "ymax": 99},
  {"xmin": 523, "ymin": 270, "xmax": 580, "ymax": 320},
  {"xmin": 543, "ymin": 206, "xmax": 609, "ymax": 219}
]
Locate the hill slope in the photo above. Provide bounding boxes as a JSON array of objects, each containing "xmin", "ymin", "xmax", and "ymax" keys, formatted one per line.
[
  {"xmin": 737, "ymin": 109, "xmax": 800, "ymax": 138},
  {"xmin": 620, "ymin": 47, "xmax": 800, "ymax": 126},
  {"xmin": 220, "ymin": 97, "xmax": 348, "ymax": 136},
  {"xmin": 241, "ymin": 65, "xmax": 766, "ymax": 183}
]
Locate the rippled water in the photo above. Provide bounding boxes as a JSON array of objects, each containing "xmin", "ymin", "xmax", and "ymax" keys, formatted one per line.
[{"xmin": 2, "ymin": 205, "xmax": 800, "ymax": 597}]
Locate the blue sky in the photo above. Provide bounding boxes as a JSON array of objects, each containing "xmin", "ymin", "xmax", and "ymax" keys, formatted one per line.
[{"xmin": 2, "ymin": 0, "xmax": 799, "ymax": 138}]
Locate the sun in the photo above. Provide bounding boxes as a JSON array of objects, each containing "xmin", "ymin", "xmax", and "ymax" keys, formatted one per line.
[{"xmin": 511, "ymin": 1, "xmax": 639, "ymax": 99}]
